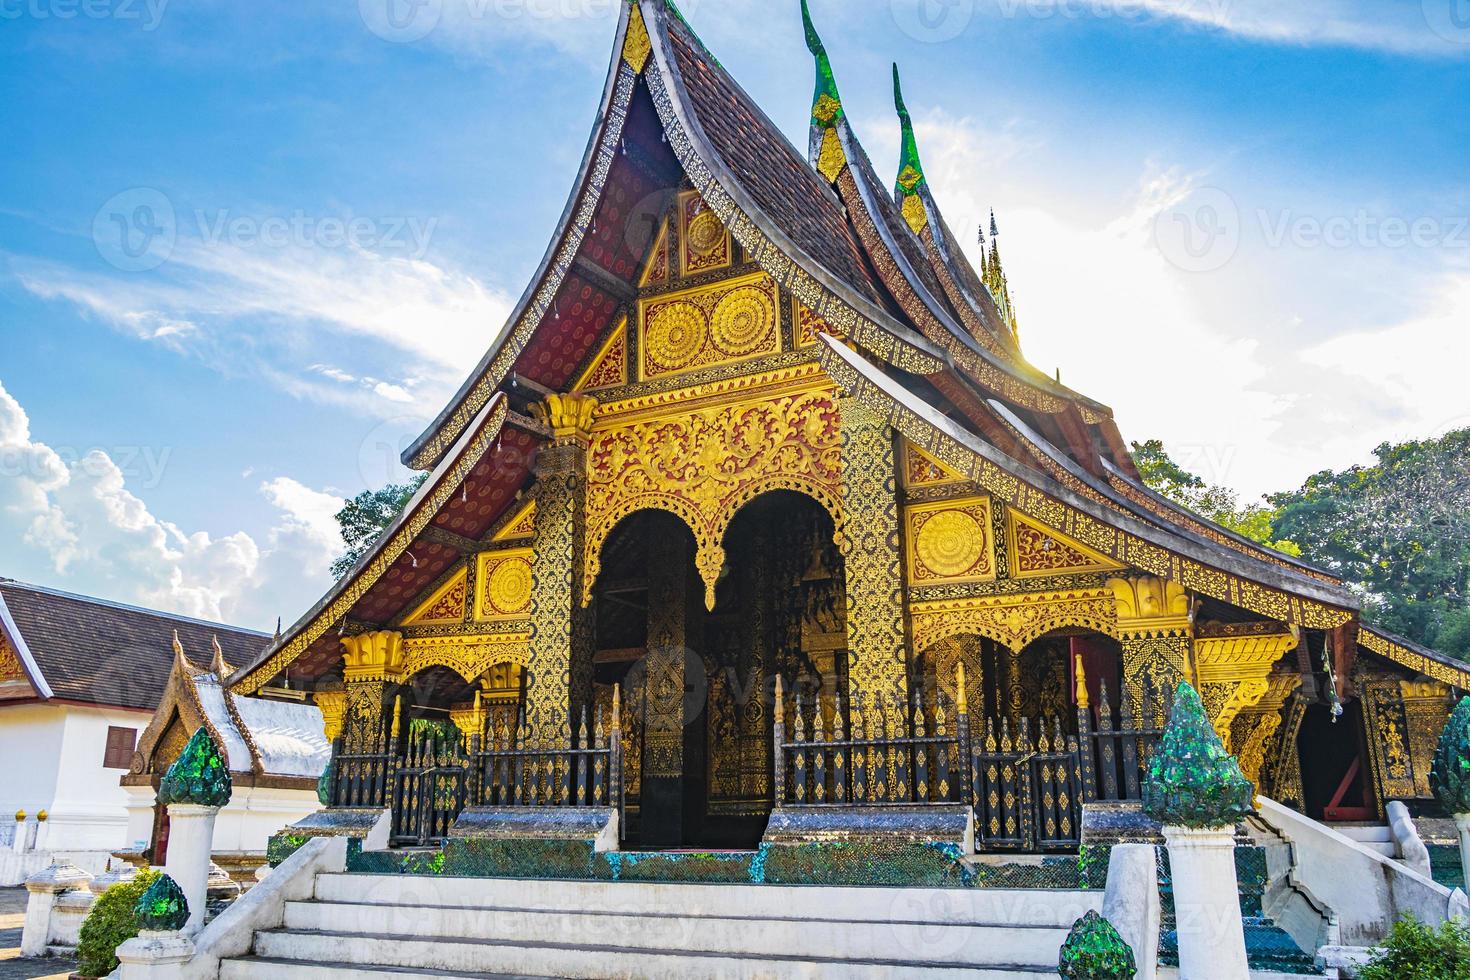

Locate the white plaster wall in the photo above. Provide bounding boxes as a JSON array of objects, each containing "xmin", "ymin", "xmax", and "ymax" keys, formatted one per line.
[
  {"xmin": 0, "ymin": 704, "xmax": 66, "ymax": 822},
  {"xmin": 44, "ymin": 705, "xmax": 155, "ymax": 852},
  {"xmin": 122, "ymin": 780, "xmax": 320, "ymax": 855}
]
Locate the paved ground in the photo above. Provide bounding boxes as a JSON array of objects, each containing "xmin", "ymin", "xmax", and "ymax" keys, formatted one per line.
[{"xmin": 0, "ymin": 889, "xmax": 73, "ymax": 980}]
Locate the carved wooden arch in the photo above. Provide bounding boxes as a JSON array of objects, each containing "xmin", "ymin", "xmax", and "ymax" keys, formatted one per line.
[
  {"xmin": 910, "ymin": 588, "xmax": 1120, "ymax": 657},
  {"xmin": 401, "ymin": 634, "xmax": 533, "ymax": 685},
  {"xmin": 582, "ymin": 388, "xmax": 846, "ymax": 610}
]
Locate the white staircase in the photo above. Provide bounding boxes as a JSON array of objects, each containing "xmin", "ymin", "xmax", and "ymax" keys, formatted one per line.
[
  {"xmin": 1334, "ymin": 824, "xmax": 1397, "ymax": 859},
  {"xmin": 219, "ymin": 872, "xmax": 1103, "ymax": 979}
]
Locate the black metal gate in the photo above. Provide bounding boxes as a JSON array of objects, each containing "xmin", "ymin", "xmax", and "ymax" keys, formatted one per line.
[{"xmin": 389, "ymin": 731, "xmax": 470, "ymax": 847}]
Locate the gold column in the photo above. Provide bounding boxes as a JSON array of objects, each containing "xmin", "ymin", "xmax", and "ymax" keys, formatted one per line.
[
  {"xmin": 526, "ymin": 394, "xmax": 598, "ymax": 742},
  {"xmin": 837, "ymin": 396, "xmax": 908, "ymax": 703},
  {"xmin": 1109, "ymin": 576, "xmax": 1193, "ymax": 723},
  {"xmin": 340, "ymin": 630, "xmax": 407, "ymax": 752}
]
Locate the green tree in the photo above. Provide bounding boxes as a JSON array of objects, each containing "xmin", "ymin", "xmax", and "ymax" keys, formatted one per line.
[
  {"xmin": 331, "ymin": 474, "xmax": 428, "ymax": 580},
  {"xmin": 1129, "ymin": 440, "xmax": 1301, "ymax": 556},
  {"xmin": 1269, "ymin": 429, "xmax": 1470, "ymax": 657}
]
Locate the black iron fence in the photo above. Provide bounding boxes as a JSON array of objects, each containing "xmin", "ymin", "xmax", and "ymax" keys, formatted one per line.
[
  {"xmin": 324, "ymin": 702, "xmax": 622, "ymax": 848},
  {"xmin": 774, "ymin": 673, "xmax": 1162, "ymax": 852}
]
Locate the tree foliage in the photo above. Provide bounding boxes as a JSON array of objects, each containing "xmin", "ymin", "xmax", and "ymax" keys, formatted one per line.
[
  {"xmin": 1356, "ymin": 915, "xmax": 1470, "ymax": 980},
  {"xmin": 1130, "ymin": 440, "xmax": 1300, "ymax": 556},
  {"xmin": 331, "ymin": 473, "xmax": 428, "ymax": 580},
  {"xmin": 1269, "ymin": 430, "xmax": 1470, "ymax": 657},
  {"xmin": 76, "ymin": 868, "xmax": 161, "ymax": 978},
  {"xmin": 1132, "ymin": 432, "xmax": 1470, "ymax": 659}
]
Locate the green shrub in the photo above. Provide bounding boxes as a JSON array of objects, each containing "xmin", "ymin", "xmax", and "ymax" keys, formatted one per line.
[
  {"xmin": 75, "ymin": 867, "xmax": 161, "ymax": 978},
  {"xmin": 1358, "ymin": 915, "xmax": 1470, "ymax": 980}
]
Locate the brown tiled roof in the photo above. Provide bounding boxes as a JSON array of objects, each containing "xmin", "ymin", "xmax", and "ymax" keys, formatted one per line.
[
  {"xmin": 0, "ymin": 580, "xmax": 268, "ymax": 711},
  {"xmin": 665, "ymin": 16, "xmax": 887, "ymax": 309}
]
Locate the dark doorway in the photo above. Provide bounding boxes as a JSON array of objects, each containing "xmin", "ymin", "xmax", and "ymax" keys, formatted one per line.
[{"xmin": 1299, "ymin": 700, "xmax": 1373, "ymax": 822}]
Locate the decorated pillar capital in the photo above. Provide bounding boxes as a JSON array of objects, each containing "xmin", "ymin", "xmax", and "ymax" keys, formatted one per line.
[
  {"xmin": 1194, "ymin": 624, "xmax": 1301, "ymax": 748},
  {"xmin": 313, "ymin": 683, "xmax": 347, "ymax": 743},
  {"xmin": 535, "ymin": 393, "xmax": 600, "ymax": 448},
  {"xmin": 340, "ymin": 630, "xmax": 407, "ymax": 684},
  {"xmin": 1108, "ymin": 575, "xmax": 1193, "ymax": 640}
]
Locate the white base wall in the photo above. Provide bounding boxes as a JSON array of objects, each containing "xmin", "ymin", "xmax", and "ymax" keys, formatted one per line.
[{"xmin": 124, "ymin": 782, "xmax": 321, "ymax": 855}]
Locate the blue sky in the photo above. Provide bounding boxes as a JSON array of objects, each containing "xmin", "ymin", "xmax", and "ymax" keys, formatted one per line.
[{"xmin": 1, "ymin": 0, "xmax": 1467, "ymax": 630}]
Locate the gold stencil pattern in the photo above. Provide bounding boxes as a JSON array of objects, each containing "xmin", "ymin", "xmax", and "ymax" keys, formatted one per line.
[
  {"xmin": 680, "ymin": 191, "xmax": 731, "ymax": 277},
  {"xmin": 1009, "ymin": 512, "xmax": 1123, "ymax": 579},
  {"xmin": 911, "ymin": 588, "xmax": 1117, "ymax": 654},
  {"xmin": 402, "ymin": 569, "xmax": 468, "ymax": 626}
]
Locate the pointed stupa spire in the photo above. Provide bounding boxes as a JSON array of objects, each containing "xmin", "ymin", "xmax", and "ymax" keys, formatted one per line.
[
  {"xmin": 210, "ymin": 635, "xmax": 231, "ymax": 677},
  {"xmin": 981, "ymin": 208, "xmax": 1020, "ymax": 340},
  {"xmin": 892, "ymin": 63, "xmax": 925, "ymax": 196}
]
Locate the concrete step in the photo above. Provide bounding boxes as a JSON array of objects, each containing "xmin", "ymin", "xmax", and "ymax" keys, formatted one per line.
[
  {"xmin": 281, "ymin": 899, "xmax": 1070, "ymax": 967},
  {"xmin": 239, "ymin": 930, "xmax": 1057, "ymax": 979},
  {"xmin": 222, "ymin": 960, "xmax": 537, "ymax": 980},
  {"xmin": 1362, "ymin": 841, "xmax": 1398, "ymax": 858},
  {"xmin": 1335, "ymin": 824, "xmax": 1392, "ymax": 844},
  {"xmin": 312, "ymin": 872, "xmax": 1100, "ymax": 929}
]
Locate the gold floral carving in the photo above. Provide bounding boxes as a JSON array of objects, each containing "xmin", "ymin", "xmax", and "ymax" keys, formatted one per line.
[
  {"xmin": 1195, "ymin": 627, "xmax": 1300, "ymax": 746},
  {"xmin": 901, "ymin": 193, "xmax": 928, "ymax": 236},
  {"xmin": 490, "ymin": 500, "xmax": 536, "ymax": 543},
  {"xmin": 1232, "ymin": 672, "xmax": 1302, "ymax": 788},
  {"xmin": 816, "ymin": 127, "xmax": 845, "ymax": 183},
  {"xmin": 1359, "ymin": 626, "xmax": 1470, "ymax": 690},
  {"xmin": 622, "ymin": 1, "xmax": 651, "ymax": 72},
  {"xmin": 905, "ymin": 497, "xmax": 995, "ymax": 585},
  {"xmin": 0, "ymin": 635, "xmax": 25, "ymax": 684},
  {"xmin": 476, "ymin": 549, "xmax": 534, "ymax": 622},
  {"xmin": 639, "ymin": 272, "xmax": 780, "ymax": 380},
  {"xmin": 795, "ymin": 298, "xmax": 843, "ymax": 348},
  {"xmin": 314, "ymin": 688, "xmax": 347, "ymax": 743},
  {"xmin": 573, "ymin": 317, "xmax": 628, "ymax": 392},
  {"xmin": 401, "ymin": 568, "xmax": 468, "ymax": 626},
  {"xmin": 911, "ymin": 588, "xmax": 1117, "ymax": 654},
  {"xmin": 341, "ymin": 631, "xmax": 407, "ymax": 684},
  {"xmin": 402, "ymin": 632, "xmax": 531, "ymax": 683},
  {"xmin": 535, "ymin": 393, "xmax": 599, "ymax": 447},
  {"xmin": 585, "ymin": 388, "xmax": 843, "ymax": 610},
  {"xmin": 1009, "ymin": 511, "xmax": 1123, "ymax": 579},
  {"xmin": 902, "ymin": 440, "xmax": 965, "ymax": 489},
  {"xmin": 640, "ymin": 219, "xmax": 670, "ymax": 287},
  {"xmin": 679, "ymin": 191, "xmax": 731, "ymax": 277}
]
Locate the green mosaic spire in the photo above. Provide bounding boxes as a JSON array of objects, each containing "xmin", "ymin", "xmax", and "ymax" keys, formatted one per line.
[
  {"xmin": 134, "ymin": 874, "xmax": 190, "ymax": 933},
  {"xmin": 1058, "ymin": 910, "xmax": 1137, "ymax": 979},
  {"xmin": 892, "ymin": 64, "xmax": 926, "ymax": 195},
  {"xmin": 801, "ymin": 0, "xmax": 842, "ymax": 126},
  {"xmin": 1142, "ymin": 682, "xmax": 1255, "ymax": 829},
  {"xmin": 158, "ymin": 727, "xmax": 232, "ymax": 809},
  {"xmin": 1431, "ymin": 696, "xmax": 1470, "ymax": 814}
]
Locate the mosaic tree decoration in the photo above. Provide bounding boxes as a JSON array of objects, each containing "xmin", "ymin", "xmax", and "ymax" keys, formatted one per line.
[
  {"xmin": 134, "ymin": 874, "xmax": 190, "ymax": 932},
  {"xmin": 158, "ymin": 727, "xmax": 232, "ymax": 808},
  {"xmin": 1431, "ymin": 696, "xmax": 1470, "ymax": 815},
  {"xmin": 316, "ymin": 760, "xmax": 334, "ymax": 807},
  {"xmin": 1143, "ymin": 682, "xmax": 1255, "ymax": 829},
  {"xmin": 1058, "ymin": 910, "xmax": 1137, "ymax": 979}
]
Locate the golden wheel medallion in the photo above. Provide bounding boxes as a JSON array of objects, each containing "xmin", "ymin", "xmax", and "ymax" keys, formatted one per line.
[
  {"xmin": 645, "ymin": 301, "xmax": 708, "ymax": 373},
  {"xmin": 486, "ymin": 557, "xmax": 533, "ymax": 616},
  {"xmin": 916, "ymin": 510, "xmax": 985, "ymax": 579},
  {"xmin": 709, "ymin": 285, "xmax": 775, "ymax": 358},
  {"xmin": 686, "ymin": 209, "xmax": 725, "ymax": 255}
]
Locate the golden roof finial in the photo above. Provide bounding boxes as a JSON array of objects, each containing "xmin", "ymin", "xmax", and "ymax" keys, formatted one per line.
[
  {"xmin": 955, "ymin": 661, "xmax": 968, "ymax": 715},
  {"xmin": 612, "ymin": 684, "xmax": 622, "ymax": 734},
  {"xmin": 1074, "ymin": 653, "xmax": 1090, "ymax": 710},
  {"xmin": 210, "ymin": 636, "xmax": 230, "ymax": 676}
]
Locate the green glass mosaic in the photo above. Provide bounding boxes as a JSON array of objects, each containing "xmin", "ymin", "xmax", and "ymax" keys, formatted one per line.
[
  {"xmin": 134, "ymin": 874, "xmax": 189, "ymax": 932},
  {"xmin": 1143, "ymin": 682, "xmax": 1254, "ymax": 829},
  {"xmin": 1059, "ymin": 910, "xmax": 1137, "ymax": 979},
  {"xmin": 316, "ymin": 761, "xmax": 334, "ymax": 807},
  {"xmin": 1432, "ymin": 696, "xmax": 1470, "ymax": 814},
  {"xmin": 800, "ymin": 0, "xmax": 842, "ymax": 125},
  {"xmin": 266, "ymin": 833, "xmax": 311, "ymax": 868},
  {"xmin": 892, "ymin": 64, "xmax": 925, "ymax": 193},
  {"xmin": 158, "ymin": 727, "xmax": 232, "ymax": 808}
]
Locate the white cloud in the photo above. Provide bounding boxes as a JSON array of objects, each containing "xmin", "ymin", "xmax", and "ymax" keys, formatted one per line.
[
  {"xmin": 911, "ymin": 112, "xmax": 1470, "ymax": 498},
  {"xmin": 0, "ymin": 379, "xmax": 345, "ymax": 630},
  {"xmin": 14, "ymin": 236, "xmax": 515, "ymax": 420},
  {"xmin": 991, "ymin": 0, "xmax": 1470, "ymax": 57}
]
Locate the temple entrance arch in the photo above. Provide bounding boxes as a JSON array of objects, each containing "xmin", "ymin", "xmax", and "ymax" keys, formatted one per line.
[{"xmin": 589, "ymin": 490, "xmax": 846, "ymax": 849}]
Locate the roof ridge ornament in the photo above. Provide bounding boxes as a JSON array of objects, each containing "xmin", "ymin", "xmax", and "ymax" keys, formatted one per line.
[
  {"xmin": 892, "ymin": 63, "xmax": 929, "ymax": 235},
  {"xmin": 801, "ymin": 0, "xmax": 847, "ymax": 183}
]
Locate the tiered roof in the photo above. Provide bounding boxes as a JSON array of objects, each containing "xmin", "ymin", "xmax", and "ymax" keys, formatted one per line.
[{"xmin": 228, "ymin": 0, "xmax": 1467, "ymax": 695}]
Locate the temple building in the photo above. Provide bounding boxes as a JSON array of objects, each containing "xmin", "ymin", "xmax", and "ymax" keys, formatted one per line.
[{"xmin": 226, "ymin": 0, "xmax": 1468, "ymax": 857}]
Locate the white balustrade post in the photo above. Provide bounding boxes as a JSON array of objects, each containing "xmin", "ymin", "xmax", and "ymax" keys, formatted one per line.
[
  {"xmin": 115, "ymin": 931, "xmax": 196, "ymax": 980},
  {"xmin": 11, "ymin": 811, "xmax": 27, "ymax": 854},
  {"xmin": 21, "ymin": 863, "xmax": 92, "ymax": 957},
  {"xmin": 163, "ymin": 803, "xmax": 221, "ymax": 935},
  {"xmin": 1163, "ymin": 826, "xmax": 1248, "ymax": 980}
]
